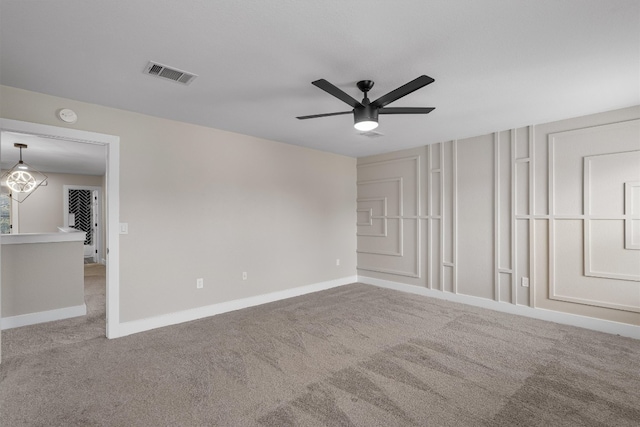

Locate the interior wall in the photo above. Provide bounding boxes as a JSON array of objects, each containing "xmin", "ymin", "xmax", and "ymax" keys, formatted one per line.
[
  {"xmin": 0, "ymin": 85, "xmax": 357, "ymax": 323},
  {"xmin": 357, "ymin": 105, "xmax": 640, "ymax": 326},
  {"xmin": 0, "ymin": 172, "xmax": 103, "ymax": 234},
  {"xmin": 1, "ymin": 241, "xmax": 84, "ymax": 317}
]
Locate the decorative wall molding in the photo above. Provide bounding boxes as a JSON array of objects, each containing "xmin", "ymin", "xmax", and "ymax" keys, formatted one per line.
[
  {"xmin": 625, "ymin": 181, "xmax": 640, "ymax": 250},
  {"xmin": 357, "ymin": 155, "xmax": 421, "ymax": 169},
  {"xmin": 549, "ymin": 120, "xmax": 640, "ymax": 216},
  {"xmin": 452, "ymin": 140, "xmax": 458, "ymax": 293},
  {"xmin": 441, "ymin": 142, "xmax": 448, "ymax": 271},
  {"xmin": 548, "ymin": 287, "xmax": 640, "ymax": 313},
  {"xmin": 425, "ymin": 144, "xmax": 441, "ymax": 289},
  {"xmin": 493, "ymin": 129, "xmax": 532, "ymax": 305},
  {"xmin": 357, "ymin": 266, "xmax": 420, "ymax": 279},
  {"xmin": 548, "ymin": 120, "xmax": 640, "ymax": 313},
  {"xmin": 357, "ymin": 177, "xmax": 403, "ymax": 215},
  {"xmin": 528, "ymin": 128, "xmax": 535, "ymax": 307},
  {"xmin": 356, "ymin": 208, "xmax": 374, "ymax": 227},
  {"xmin": 511, "ymin": 129, "xmax": 517, "ymax": 304},
  {"xmin": 357, "ymin": 156, "xmax": 421, "ymax": 217},
  {"xmin": 356, "ymin": 197, "xmax": 387, "ymax": 236},
  {"xmin": 584, "ymin": 220, "xmax": 639, "ymax": 282},
  {"xmin": 357, "ymin": 112, "xmax": 640, "ymax": 330},
  {"xmin": 494, "ymin": 132, "xmax": 500, "ymax": 300},
  {"xmin": 357, "ymin": 156, "xmax": 422, "ymax": 278},
  {"xmin": 438, "ymin": 141, "xmax": 458, "ymax": 292}
]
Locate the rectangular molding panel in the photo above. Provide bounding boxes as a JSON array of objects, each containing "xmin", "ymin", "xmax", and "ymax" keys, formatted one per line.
[{"xmin": 549, "ymin": 120, "xmax": 640, "ymax": 312}]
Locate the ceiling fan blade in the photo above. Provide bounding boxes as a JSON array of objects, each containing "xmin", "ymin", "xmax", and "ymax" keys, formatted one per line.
[
  {"xmin": 296, "ymin": 111, "xmax": 352, "ymax": 120},
  {"xmin": 371, "ymin": 75, "xmax": 435, "ymax": 109},
  {"xmin": 378, "ymin": 107, "xmax": 435, "ymax": 115},
  {"xmin": 312, "ymin": 79, "xmax": 363, "ymax": 109}
]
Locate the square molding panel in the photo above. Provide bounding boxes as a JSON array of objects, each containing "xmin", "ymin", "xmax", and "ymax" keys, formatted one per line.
[
  {"xmin": 583, "ymin": 151, "xmax": 640, "ymax": 282},
  {"xmin": 549, "ymin": 120, "xmax": 640, "ymax": 313}
]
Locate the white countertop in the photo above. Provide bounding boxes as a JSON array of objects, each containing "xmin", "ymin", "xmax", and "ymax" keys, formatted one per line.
[{"xmin": 1, "ymin": 230, "xmax": 86, "ymax": 245}]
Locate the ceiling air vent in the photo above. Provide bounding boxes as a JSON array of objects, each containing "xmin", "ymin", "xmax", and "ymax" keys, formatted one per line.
[
  {"xmin": 143, "ymin": 61, "xmax": 198, "ymax": 85},
  {"xmin": 359, "ymin": 130, "xmax": 384, "ymax": 139}
]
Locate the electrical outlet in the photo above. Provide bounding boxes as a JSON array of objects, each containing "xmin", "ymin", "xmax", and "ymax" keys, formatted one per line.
[
  {"xmin": 521, "ymin": 277, "xmax": 529, "ymax": 287},
  {"xmin": 196, "ymin": 278, "xmax": 204, "ymax": 289},
  {"xmin": 336, "ymin": 259, "xmax": 340, "ymax": 266},
  {"xmin": 242, "ymin": 272, "xmax": 247, "ymax": 280}
]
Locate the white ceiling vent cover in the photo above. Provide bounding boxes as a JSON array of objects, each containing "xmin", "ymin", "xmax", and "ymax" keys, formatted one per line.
[
  {"xmin": 359, "ymin": 130, "xmax": 384, "ymax": 138},
  {"xmin": 144, "ymin": 61, "xmax": 197, "ymax": 85}
]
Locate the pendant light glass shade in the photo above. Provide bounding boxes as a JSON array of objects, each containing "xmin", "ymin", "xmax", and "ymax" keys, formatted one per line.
[{"xmin": 1, "ymin": 143, "xmax": 47, "ymax": 203}]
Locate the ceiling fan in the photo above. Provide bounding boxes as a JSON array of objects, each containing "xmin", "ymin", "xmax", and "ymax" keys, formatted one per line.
[{"xmin": 297, "ymin": 75, "xmax": 435, "ymax": 131}]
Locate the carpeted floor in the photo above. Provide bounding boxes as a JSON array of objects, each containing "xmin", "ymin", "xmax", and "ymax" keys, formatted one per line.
[{"xmin": 1, "ymin": 267, "xmax": 639, "ymax": 426}]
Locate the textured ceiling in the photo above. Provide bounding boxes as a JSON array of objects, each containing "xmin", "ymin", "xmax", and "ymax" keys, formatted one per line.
[{"xmin": 1, "ymin": 0, "xmax": 638, "ymax": 161}]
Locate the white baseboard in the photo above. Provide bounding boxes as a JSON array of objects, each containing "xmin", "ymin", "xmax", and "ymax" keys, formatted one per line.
[
  {"xmin": 115, "ymin": 275, "xmax": 358, "ymax": 338},
  {"xmin": 1, "ymin": 304, "xmax": 87, "ymax": 330},
  {"xmin": 359, "ymin": 276, "xmax": 640, "ymax": 339}
]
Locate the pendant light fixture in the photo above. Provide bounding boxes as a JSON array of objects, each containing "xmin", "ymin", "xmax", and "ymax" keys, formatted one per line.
[{"xmin": 1, "ymin": 143, "xmax": 48, "ymax": 203}]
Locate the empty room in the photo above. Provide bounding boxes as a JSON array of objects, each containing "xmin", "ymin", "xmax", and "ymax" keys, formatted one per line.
[{"xmin": 0, "ymin": 1, "xmax": 639, "ymax": 426}]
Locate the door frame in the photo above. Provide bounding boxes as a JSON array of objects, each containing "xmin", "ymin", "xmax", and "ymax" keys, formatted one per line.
[{"xmin": 0, "ymin": 118, "xmax": 121, "ymax": 341}]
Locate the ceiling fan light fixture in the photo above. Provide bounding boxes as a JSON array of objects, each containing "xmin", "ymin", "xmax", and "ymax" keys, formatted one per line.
[
  {"xmin": 353, "ymin": 105, "xmax": 379, "ymax": 131},
  {"xmin": 354, "ymin": 120, "xmax": 378, "ymax": 132},
  {"xmin": 297, "ymin": 76, "xmax": 434, "ymax": 132}
]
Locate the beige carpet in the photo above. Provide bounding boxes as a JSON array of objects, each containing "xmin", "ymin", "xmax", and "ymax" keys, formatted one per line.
[{"xmin": 1, "ymin": 267, "xmax": 639, "ymax": 426}]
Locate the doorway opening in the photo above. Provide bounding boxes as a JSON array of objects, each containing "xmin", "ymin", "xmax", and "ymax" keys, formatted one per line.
[
  {"xmin": 64, "ymin": 186, "xmax": 103, "ymax": 264},
  {"xmin": 0, "ymin": 118, "xmax": 120, "ymax": 348}
]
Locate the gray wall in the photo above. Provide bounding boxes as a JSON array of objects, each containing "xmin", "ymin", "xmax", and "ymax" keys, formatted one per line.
[
  {"xmin": 0, "ymin": 85, "xmax": 357, "ymax": 323},
  {"xmin": 1, "ymin": 241, "xmax": 85, "ymax": 317},
  {"xmin": 357, "ymin": 106, "xmax": 640, "ymax": 326}
]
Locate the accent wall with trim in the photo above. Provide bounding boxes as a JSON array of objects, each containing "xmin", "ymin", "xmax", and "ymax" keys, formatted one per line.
[{"xmin": 357, "ymin": 105, "xmax": 640, "ymax": 327}]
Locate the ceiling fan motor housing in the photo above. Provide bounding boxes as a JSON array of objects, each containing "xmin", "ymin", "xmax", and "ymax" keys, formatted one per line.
[{"xmin": 354, "ymin": 104, "xmax": 378, "ymax": 123}]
